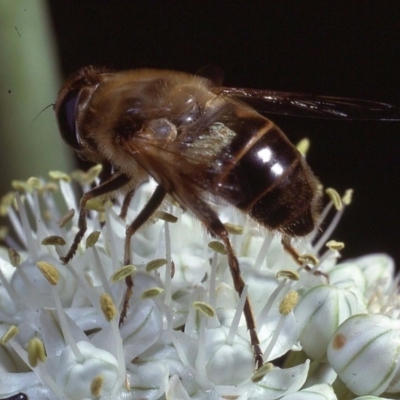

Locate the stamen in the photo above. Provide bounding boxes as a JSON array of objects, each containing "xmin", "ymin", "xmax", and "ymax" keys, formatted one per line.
[
  {"xmin": 326, "ymin": 240, "xmax": 345, "ymax": 251},
  {"xmin": 2, "ymin": 331, "xmax": 66, "ymax": 399},
  {"xmin": 141, "ymin": 287, "xmax": 164, "ymax": 299},
  {"xmin": 57, "ymin": 209, "xmax": 75, "ymax": 228},
  {"xmin": 276, "ymin": 269, "xmax": 300, "ymax": 281},
  {"xmin": 91, "ymin": 247, "xmax": 114, "ymax": 300},
  {"xmin": 85, "ymin": 198, "xmax": 106, "ymax": 212},
  {"xmin": 11, "ymin": 180, "xmax": 31, "ymax": 193},
  {"xmin": 26, "ymin": 177, "xmax": 42, "ymax": 191},
  {"xmin": 310, "ymin": 201, "xmax": 333, "ymax": 242},
  {"xmin": 111, "ymin": 265, "xmax": 136, "ymax": 282},
  {"xmin": 155, "ymin": 210, "xmax": 178, "ymax": 223},
  {"xmin": 36, "ymin": 261, "xmax": 83, "ymax": 362},
  {"xmin": 257, "ymin": 279, "xmax": 287, "ymax": 326},
  {"xmin": 36, "ymin": 261, "xmax": 59, "ymax": 285},
  {"xmin": 208, "ymin": 240, "xmax": 227, "ymax": 255},
  {"xmin": 32, "ymin": 191, "xmax": 45, "ymax": 241},
  {"xmin": 224, "ymin": 222, "xmax": 244, "ymax": 235},
  {"xmin": 146, "ymin": 258, "xmax": 168, "ymax": 272},
  {"xmin": 48, "ymin": 171, "xmax": 71, "ymax": 183},
  {"xmin": 342, "ymin": 189, "xmax": 353, "ymax": 205},
  {"xmin": 164, "ymin": 221, "xmax": 172, "ymax": 306},
  {"xmin": 7, "ymin": 205, "xmax": 26, "ymax": 248},
  {"xmin": 0, "ymin": 260, "xmax": 18, "ymax": 302},
  {"xmin": 104, "ymin": 208, "xmax": 119, "ymax": 271},
  {"xmin": 0, "ymin": 325, "xmax": 19, "ymax": 344},
  {"xmin": 99, "ymin": 290, "xmax": 126, "ymax": 387},
  {"xmin": 208, "ymin": 251, "xmax": 218, "ymax": 309},
  {"xmin": 279, "ymin": 291, "xmax": 299, "ymax": 315},
  {"xmin": 41, "ymin": 235, "xmax": 66, "ymax": 246},
  {"xmin": 100, "ymin": 293, "xmax": 117, "ymax": 322},
  {"xmin": 313, "ymin": 206, "xmax": 345, "ymax": 254},
  {"xmin": 58, "ymin": 179, "xmax": 78, "ymax": 214},
  {"xmin": 227, "ymin": 285, "xmax": 248, "ymax": 345},
  {"xmin": 296, "ymin": 138, "xmax": 310, "ymax": 155},
  {"xmin": 251, "ymin": 362, "xmax": 273, "ymax": 383},
  {"xmin": 0, "ymin": 192, "xmax": 15, "ymax": 216},
  {"xmin": 326, "ymin": 188, "xmax": 342, "ymax": 211},
  {"xmin": 15, "ymin": 193, "xmax": 37, "ymax": 259},
  {"xmin": 263, "ymin": 291, "xmax": 299, "ymax": 361},
  {"xmin": 27, "ymin": 337, "xmax": 46, "ymax": 367},
  {"xmin": 0, "ymin": 226, "xmax": 8, "ymax": 240},
  {"xmin": 318, "ymin": 244, "xmax": 342, "ymax": 266},
  {"xmin": 194, "ymin": 315, "xmax": 209, "ymax": 388},
  {"xmin": 297, "ymin": 254, "xmax": 319, "ymax": 267},
  {"xmin": 86, "ymin": 231, "xmax": 101, "ymax": 248},
  {"xmin": 71, "ymin": 164, "xmax": 103, "ymax": 185},
  {"xmin": 253, "ymin": 233, "xmax": 273, "ymax": 271},
  {"xmin": 7, "ymin": 248, "xmax": 21, "ymax": 266},
  {"xmin": 192, "ymin": 301, "xmax": 216, "ymax": 318}
]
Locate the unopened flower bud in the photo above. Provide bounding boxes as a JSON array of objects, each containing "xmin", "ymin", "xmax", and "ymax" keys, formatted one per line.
[{"xmin": 328, "ymin": 314, "xmax": 400, "ymax": 396}]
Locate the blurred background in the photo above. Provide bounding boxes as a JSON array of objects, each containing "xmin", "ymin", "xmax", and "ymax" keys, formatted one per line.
[{"xmin": 1, "ymin": 1, "xmax": 399, "ymax": 266}]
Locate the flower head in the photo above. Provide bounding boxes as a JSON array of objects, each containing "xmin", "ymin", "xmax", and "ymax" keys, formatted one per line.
[{"xmin": 0, "ymin": 166, "xmax": 398, "ymax": 399}]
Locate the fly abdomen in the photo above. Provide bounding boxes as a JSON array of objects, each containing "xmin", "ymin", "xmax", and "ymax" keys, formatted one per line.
[{"xmin": 213, "ymin": 109, "xmax": 321, "ymax": 236}]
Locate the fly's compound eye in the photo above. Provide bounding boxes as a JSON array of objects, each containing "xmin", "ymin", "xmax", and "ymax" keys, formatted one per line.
[{"xmin": 56, "ymin": 88, "xmax": 81, "ymax": 151}]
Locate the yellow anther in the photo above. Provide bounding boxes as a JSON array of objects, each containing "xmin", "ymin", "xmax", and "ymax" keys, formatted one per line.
[
  {"xmin": 0, "ymin": 325, "xmax": 19, "ymax": 345},
  {"xmin": 27, "ymin": 337, "xmax": 46, "ymax": 367},
  {"xmin": 296, "ymin": 138, "xmax": 310, "ymax": 155},
  {"xmin": 276, "ymin": 269, "xmax": 300, "ymax": 281},
  {"xmin": 251, "ymin": 362, "xmax": 273, "ymax": 383},
  {"xmin": 8, "ymin": 248, "xmax": 21, "ymax": 266},
  {"xmin": 298, "ymin": 254, "xmax": 319, "ymax": 266},
  {"xmin": 111, "ymin": 265, "xmax": 136, "ymax": 283},
  {"xmin": 208, "ymin": 240, "xmax": 227, "ymax": 255},
  {"xmin": 48, "ymin": 170, "xmax": 71, "ymax": 182},
  {"xmin": 154, "ymin": 210, "xmax": 178, "ymax": 223},
  {"xmin": 224, "ymin": 222, "xmax": 244, "ymax": 235},
  {"xmin": 41, "ymin": 236, "xmax": 66, "ymax": 246},
  {"xmin": 326, "ymin": 240, "xmax": 345, "ymax": 251},
  {"xmin": 36, "ymin": 261, "xmax": 59, "ymax": 285},
  {"xmin": 141, "ymin": 287, "xmax": 164, "ymax": 299},
  {"xmin": 325, "ymin": 188, "xmax": 342, "ymax": 211},
  {"xmin": 146, "ymin": 258, "xmax": 168, "ymax": 272},
  {"xmin": 86, "ymin": 231, "xmax": 101, "ymax": 248},
  {"xmin": 100, "ymin": 293, "xmax": 117, "ymax": 321},
  {"xmin": 192, "ymin": 301, "xmax": 216, "ymax": 317},
  {"xmin": 279, "ymin": 291, "xmax": 299, "ymax": 315}
]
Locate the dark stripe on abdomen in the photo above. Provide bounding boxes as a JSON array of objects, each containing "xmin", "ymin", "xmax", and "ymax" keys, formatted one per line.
[
  {"xmin": 217, "ymin": 124, "xmax": 299, "ymax": 207},
  {"xmin": 247, "ymin": 159, "xmax": 317, "ymax": 235}
]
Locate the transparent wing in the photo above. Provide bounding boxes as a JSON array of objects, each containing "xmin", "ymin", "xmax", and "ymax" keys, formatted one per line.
[{"xmin": 218, "ymin": 87, "xmax": 400, "ymax": 121}]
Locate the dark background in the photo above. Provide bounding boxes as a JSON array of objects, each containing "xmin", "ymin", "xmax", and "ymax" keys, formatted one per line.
[{"xmin": 48, "ymin": 2, "xmax": 400, "ymax": 266}]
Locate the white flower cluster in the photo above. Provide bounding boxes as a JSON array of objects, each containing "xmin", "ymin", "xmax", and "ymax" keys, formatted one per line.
[{"xmin": 0, "ymin": 168, "xmax": 399, "ymax": 400}]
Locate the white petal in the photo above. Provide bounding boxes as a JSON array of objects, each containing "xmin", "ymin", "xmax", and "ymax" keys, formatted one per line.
[
  {"xmin": 127, "ymin": 361, "xmax": 169, "ymax": 400},
  {"xmin": 281, "ymin": 383, "xmax": 337, "ymax": 400},
  {"xmin": 243, "ymin": 360, "xmax": 310, "ymax": 399},
  {"xmin": 295, "ymin": 285, "xmax": 361, "ymax": 361},
  {"xmin": 166, "ymin": 375, "xmax": 192, "ymax": 400},
  {"xmin": 56, "ymin": 341, "xmax": 119, "ymax": 399}
]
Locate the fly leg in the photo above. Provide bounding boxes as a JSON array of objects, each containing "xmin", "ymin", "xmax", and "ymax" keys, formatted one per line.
[
  {"xmin": 186, "ymin": 195, "xmax": 264, "ymax": 370},
  {"xmin": 119, "ymin": 185, "xmax": 167, "ymax": 325},
  {"xmin": 61, "ymin": 173, "xmax": 131, "ymax": 264}
]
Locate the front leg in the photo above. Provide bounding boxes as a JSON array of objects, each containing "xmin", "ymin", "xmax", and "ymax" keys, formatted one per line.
[{"xmin": 61, "ymin": 172, "xmax": 131, "ymax": 264}]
